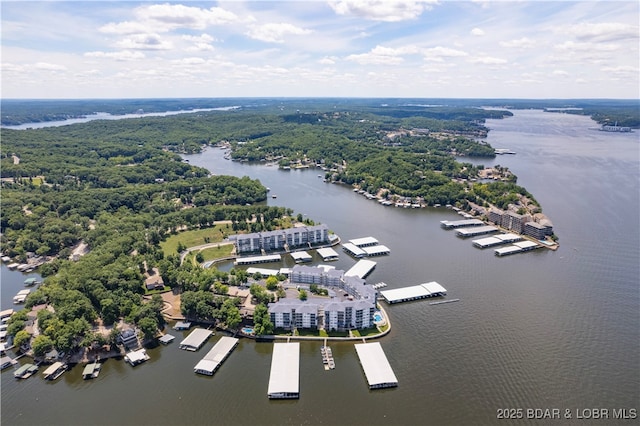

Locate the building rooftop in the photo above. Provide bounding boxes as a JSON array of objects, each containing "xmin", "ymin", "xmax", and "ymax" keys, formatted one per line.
[{"xmin": 267, "ymin": 342, "xmax": 300, "ymax": 398}]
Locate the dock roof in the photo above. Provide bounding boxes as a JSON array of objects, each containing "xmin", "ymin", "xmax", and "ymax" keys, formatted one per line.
[
  {"xmin": 362, "ymin": 245, "xmax": 390, "ymax": 256},
  {"xmin": 342, "ymin": 243, "xmax": 366, "ymax": 257},
  {"xmin": 290, "ymin": 251, "xmax": 312, "ymax": 262},
  {"xmin": 316, "ymin": 247, "xmax": 339, "ymax": 260},
  {"xmin": 267, "ymin": 342, "xmax": 300, "ymax": 398},
  {"xmin": 194, "ymin": 336, "xmax": 239, "ymax": 375},
  {"xmin": 344, "ymin": 259, "xmax": 377, "ymax": 279},
  {"xmin": 380, "ymin": 282, "xmax": 447, "ymax": 303},
  {"xmin": 179, "ymin": 328, "xmax": 213, "ymax": 351},
  {"xmin": 235, "ymin": 254, "xmax": 282, "ymax": 265},
  {"xmin": 354, "ymin": 342, "xmax": 398, "ymax": 389},
  {"xmin": 349, "ymin": 237, "xmax": 379, "ymax": 247},
  {"xmin": 42, "ymin": 362, "xmax": 65, "ymax": 377}
]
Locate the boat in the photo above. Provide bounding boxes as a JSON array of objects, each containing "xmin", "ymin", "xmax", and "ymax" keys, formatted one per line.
[
  {"xmin": 320, "ymin": 346, "xmax": 335, "ymax": 370},
  {"xmin": 14, "ymin": 363, "xmax": 38, "ymax": 379},
  {"xmin": 272, "ymin": 194, "xmax": 277, "ymax": 199},
  {"xmin": 42, "ymin": 361, "xmax": 67, "ymax": 380},
  {"xmin": 82, "ymin": 361, "xmax": 101, "ymax": 379}
]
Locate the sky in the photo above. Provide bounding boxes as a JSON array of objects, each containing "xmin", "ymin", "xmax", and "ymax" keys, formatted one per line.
[{"xmin": 1, "ymin": 0, "xmax": 638, "ymax": 99}]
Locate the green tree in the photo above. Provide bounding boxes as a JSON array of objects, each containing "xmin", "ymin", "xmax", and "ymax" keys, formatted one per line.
[
  {"xmin": 298, "ymin": 289, "xmax": 308, "ymax": 301},
  {"xmin": 32, "ymin": 334, "xmax": 54, "ymax": 356},
  {"xmin": 265, "ymin": 275, "xmax": 278, "ymax": 290},
  {"xmin": 14, "ymin": 330, "xmax": 32, "ymax": 349},
  {"xmin": 138, "ymin": 317, "xmax": 159, "ymax": 340}
]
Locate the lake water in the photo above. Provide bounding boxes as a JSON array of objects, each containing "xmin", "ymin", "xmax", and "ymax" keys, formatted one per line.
[{"xmin": 1, "ymin": 109, "xmax": 638, "ymax": 425}]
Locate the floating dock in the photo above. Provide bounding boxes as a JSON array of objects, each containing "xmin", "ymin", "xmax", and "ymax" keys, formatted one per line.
[
  {"xmin": 494, "ymin": 240, "xmax": 540, "ymax": 256},
  {"xmin": 173, "ymin": 321, "xmax": 192, "ymax": 330},
  {"xmin": 13, "ymin": 289, "xmax": 30, "ymax": 304},
  {"xmin": 344, "ymin": 259, "xmax": 377, "ymax": 279},
  {"xmin": 440, "ymin": 218, "xmax": 484, "ymax": 229},
  {"xmin": 342, "ymin": 243, "xmax": 366, "ymax": 258},
  {"xmin": 42, "ymin": 362, "xmax": 67, "ymax": 380},
  {"xmin": 455, "ymin": 225, "xmax": 498, "ymax": 238},
  {"xmin": 267, "ymin": 342, "xmax": 300, "ymax": 399},
  {"xmin": 179, "ymin": 328, "xmax": 213, "ymax": 351},
  {"xmin": 1, "ymin": 356, "xmax": 17, "ymax": 370},
  {"xmin": 158, "ymin": 334, "xmax": 175, "ymax": 345},
  {"xmin": 472, "ymin": 233, "xmax": 522, "ymax": 248},
  {"xmin": 349, "ymin": 237, "xmax": 379, "ymax": 247},
  {"xmin": 354, "ymin": 342, "xmax": 398, "ymax": 389},
  {"xmin": 82, "ymin": 361, "xmax": 101, "ymax": 379},
  {"xmin": 362, "ymin": 245, "xmax": 390, "ymax": 256},
  {"xmin": 320, "ymin": 345, "xmax": 335, "ymax": 370},
  {"xmin": 194, "ymin": 336, "xmax": 239, "ymax": 376},
  {"xmin": 235, "ymin": 254, "xmax": 282, "ymax": 265},
  {"xmin": 290, "ymin": 251, "xmax": 312, "ymax": 263},
  {"xmin": 316, "ymin": 247, "xmax": 339, "ymax": 261},
  {"xmin": 124, "ymin": 349, "xmax": 150, "ymax": 366},
  {"xmin": 430, "ymin": 299, "xmax": 460, "ymax": 305},
  {"xmin": 14, "ymin": 363, "xmax": 38, "ymax": 379},
  {"xmin": 380, "ymin": 282, "xmax": 447, "ymax": 304}
]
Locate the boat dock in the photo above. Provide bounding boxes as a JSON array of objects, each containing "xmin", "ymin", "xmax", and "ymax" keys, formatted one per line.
[
  {"xmin": 14, "ymin": 363, "xmax": 38, "ymax": 379},
  {"xmin": 440, "ymin": 218, "xmax": 484, "ymax": 229},
  {"xmin": 361, "ymin": 245, "xmax": 390, "ymax": 256},
  {"xmin": 344, "ymin": 259, "xmax": 377, "ymax": 279},
  {"xmin": 495, "ymin": 240, "xmax": 540, "ymax": 256},
  {"xmin": 267, "ymin": 342, "xmax": 300, "ymax": 399},
  {"xmin": 1, "ymin": 356, "xmax": 17, "ymax": 370},
  {"xmin": 342, "ymin": 243, "xmax": 366, "ymax": 258},
  {"xmin": 23, "ymin": 278, "xmax": 39, "ymax": 287},
  {"xmin": 455, "ymin": 225, "xmax": 499, "ymax": 238},
  {"xmin": 42, "ymin": 362, "xmax": 67, "ymax": 380},
  {"xmin": 194, "ymin": 336, "xmax": 239, "ymax": 376},
  {"xmin": 13, "ymin": 289, "xmax": 30, "ymax": 304},
  {"xmin": 82, "ymin": 361, "xmax": 101, "ymax": 379},
  {"xmin": 158, "ymin": 334, "xmax": 175, "ymax": 345},
  {"xmin": 124, "ymin": 348, "xmax": 150, "ymax": 366},
  {"xmin": 349, "ymin": 237, "xmax": 379, "ymax": 247},
  {"xmin": 235, "ymin": 254, "xmax": 282, "ymax": 265},
  {"xmin": 472, "ymin": 233, "xmax": 522, "ymax": 248},
  {"xmin": 380, "ymin": 282, "xmax": 447, "ymax": 304},
  {"xmin": 290, "ymin": 251, "xmax": 312, "ymax": 263},
  {"xmin": 354, "ymin": 342, "xmax": 398, "ymax": 389},
  {"xmin": 179, "ymin": 328, "xmax": 213, "ymax": 351},
  {"xmin": 320, "ymin": 342, "xmax": 335, "ymax": 370},
  {"xmin": 316, "ymin": 247, "xmax": 339, "ymax": 261}
]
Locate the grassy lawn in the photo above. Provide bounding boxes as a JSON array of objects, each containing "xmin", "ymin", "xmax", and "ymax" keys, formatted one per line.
[
  {"xmin": 160, "ymin": 224, "xmax": 232, "ymax": 255},
  {"xmin": 199, "ymin": 245, "xmax": 234, "ymax": 261},
  {"xmin": 357, "ymin": 327, "xmax": 382, "ymax": 336}
]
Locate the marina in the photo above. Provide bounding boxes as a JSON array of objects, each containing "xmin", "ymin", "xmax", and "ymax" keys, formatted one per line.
[
  {"xmin": 494, "ymin": 240, "xmax": 540, "ymax": 256},
  {"xmin": 267, "ymin": 342, "xmax": 300, "ymax": 399},
  {"xmin": 42, "ymin": 361, "xmax": 67, "ymax": 380},
  {"xmin": 354, "ymin": 342, "xmax": 398, "ymax": 390},
  {"xmin": 380, "ymin": 282, "xmax": 447, "ymax": 304},
  {"xmin": 472, "ymin": 233, "xmax": 522, "ymax": 248},
  {"xmin": 179, "ymin": 328, "xmax": 213, "ymax": 351},
  {"xmin": 455, "ymin": 225, "xmax": 499, "ymax": 238},
  {"xmin": 193, "ymin": 336, "xmax": 239, "ymax": 376},
  {"xmin": 344, "ymin": 259, "xmax": 377, "ymax": 279},
  {"xmin": 124, "ymin": 349, "xmax": 150, "ymax": 366},
  {"xmin": 82, "ymin": 361, "xmax": 101, "ymax": 379}
]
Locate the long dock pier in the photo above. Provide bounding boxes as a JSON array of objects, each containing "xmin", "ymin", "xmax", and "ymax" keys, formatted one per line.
[
  {"xmin": 354, "ymin": 342, "xmax": 398, "ymax": 389},
  {"xmin": 267, "ymin": 342, "xmax": 300, "ymax": 399}
]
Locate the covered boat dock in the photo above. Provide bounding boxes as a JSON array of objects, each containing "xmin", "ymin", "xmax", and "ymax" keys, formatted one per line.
[
  {"xmin": 380, "ymin": 282, "xmax": 447, "ymax": 304},
  {"xmin": 354, "ymin": 342, "xmax": 398, "ymax": 389},
  {"xmin": 179, "ymin": 328, "xmax": 213, "ymax": 351},
  {"xmin": 455, "ymin": 225, "xmax": 499, "ymax": 238},
  {"xmin": 342, "ymin": 243, "xmax": 366, "ymax": 258},
  {"xmin": 344, "ymin": 259, "xmax": 377, "ymax": 279},
  {"xmin": 495, "ymin": 240, "xmax": 540, "ymax": 256},
  {"xmin": 235, "ymin": 254, "xmax": 282, "ymax": 265},
  {"xmin": 440, "ymin": 218, "xmax": 484, "ymax": 229},
  {"xmin": 362, "ymin": 245, "xmax": 390, "ymax": 256},
  {"xmin": 349, "ymin": 237, "xmax": 379, "ymax": 247},
  {"xmin": 290, "ymin": 251, "xmax": 312, "ymax": 263},
  {"xmin": 194, "ymin": 336, "xmax": 239, "ymax": 376},
  {"xmin": 42, "ymin": 362, "xmax": 67, "ymax": 380},
  {"xmin": 472, "ymin": 233, "xmax": 522, "ymax": 248},
  {"xmin": 267, "ymin": 342, "xmax": 300, "ymax": 399},
  {"xmin": 316, "ymin": 247, "xmax": 339, "ymax": 261}
]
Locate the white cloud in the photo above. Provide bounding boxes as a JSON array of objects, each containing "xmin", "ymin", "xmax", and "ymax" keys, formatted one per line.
[
  {"xmin": 182, "ymin": 34, "xmax": 217, "ymax": 52},
  {"xmin": 471, "ymin": 28, "xmax": 484, "ymax": 36},
  {"xmin": 468, "ymin": 55, "xmax": 507, "ymax": 65},
  {"xmin": 35, "ymin": 62, "xmax": 67, "ymax": 71},
  {"xmin": 552, "ymin": 70, "xmax": 569, "ymax": 77},
  {"xmin": 85, "ymin": 51, "xmax": 146, "ymax": 61},
  {"xmin": 554, "ymin": 40, "xmax": 619, "ymax": 53},
  {"xmin": 115, "ymin": 34, "xmax": 173, "ymax": 50},
  {"xmin": 328, "ymin": 0, "xmax": 438, "ymax": 22},
  {"xmin": 601, "ymin": 65, "xmax": 639, "ymax": 78},
  {"xmin": 246, "ymin": 23, "xmax": 312, "ymax": 43},
  {"xmin": 500, "ymin": 37, "xmax": 536, "ymax": 49},
  {"xmin": 423, "ymin": 46, "xmax": 468, "ymax": 62},
  {"xmin": 345, "ymin": 44, "xmax": 420, "ymax": 64},
  {"xmin": 564, "ymin": 22, "xmax": 639, "ymax": 42},
  {"xmin": 135, "ymin": 4, "xmax": 241, "ymax": 31},
  {"xmin": 319, "ymin": 56, "xmax": 337, "ymax": 65}
]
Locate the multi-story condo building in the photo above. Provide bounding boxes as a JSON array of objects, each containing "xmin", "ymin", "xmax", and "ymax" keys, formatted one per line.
[
  {"xmin": 501, "ymin": 211, "xmax": 531, "ymax": 234},
  {"xmin": 524, "ymin": 221, "xmax": 554, "ymax": 240},
  {"xmin": 233, "ymin": 224, "xmax": 330, "ymax": 254},
  {"xmin": 269, "ymin": 299, "xmax": 319, "ymax": 330}
]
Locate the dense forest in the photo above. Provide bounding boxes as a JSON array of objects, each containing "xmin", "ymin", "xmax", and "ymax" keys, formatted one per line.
[{"xmin": 2, "ymin": 97, "xmax": 626, "ymax": 355}]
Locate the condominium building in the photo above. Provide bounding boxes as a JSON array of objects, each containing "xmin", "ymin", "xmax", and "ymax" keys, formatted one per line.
[
  {"xmin": 501, "ymin": 211, "xmax": 531, "ymax": 234},
  {"xmin": 233, "ymin": 224, "xmax": 330, "ymax": 254},
  {"xmin": 524, "ymin": 221, "xmax": 554, "ymax": 240}
]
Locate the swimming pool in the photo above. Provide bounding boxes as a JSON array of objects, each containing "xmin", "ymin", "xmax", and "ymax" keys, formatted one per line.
[
  {"xmin": 242, "ymin": 327, "xmax": 254, "ymax": 334},
  {"xmin": 374, "ymin": 313, "xmax": 383, "ymax": 322}
]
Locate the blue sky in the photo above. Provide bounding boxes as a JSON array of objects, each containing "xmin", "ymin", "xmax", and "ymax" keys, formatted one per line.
[{"xmin": 1, "ymin": 1, "xmax": 638, "ymax": 99}]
